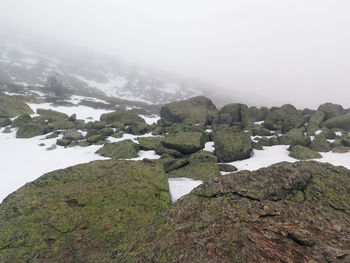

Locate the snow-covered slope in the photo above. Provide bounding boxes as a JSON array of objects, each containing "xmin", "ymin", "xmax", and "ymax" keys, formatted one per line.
[{"xmin": 0, "ymin": 39, "xmax": 201, "ymax": 104}]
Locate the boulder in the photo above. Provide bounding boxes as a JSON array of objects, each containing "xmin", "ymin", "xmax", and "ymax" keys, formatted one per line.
[
  {"xmin": 96, "ymin": 140, "xmax": 140, "ymax": 159},
  {"xmin": 36, "ymin": 108, "xmax": 69, "ymax": 121},
  {"xmin": 0, "ymin": 117, "xmax": 11, "ymax": 128},
  {"xmin": 0, "ymin": 160, "xmax": 170, "ymax": 263},
  {"xmin": 63, "ymin": 129, "xmax": 83, "ymax": 141},
  {"xmin": 87, "ymin": 134, "xmax": 105, "ymax": 144},
  {"xmin": 160, "ymin": 96, "xmax": 217, "ymax": 127},
  {"xmin": 218, "ymin": 163, "xmax": 238, "ymax": 172},
  {"xmin": 247, "ymin": 106, "xmax": 269, "ymax": 122},
  {"xmin": 318, "ymin": 102, "xmax": 344, "ymax": 120},
  {"xmin": 263, "ymin": 104, "xmax": 298, "ymax": 130},
  {"xmin": 322, "ymin": 112, "xmax": 350, "ymax": 131},
  {"xmin": 168, "ymin": 162, "xmax": 220, "ymax": 181},
  {"xmin": 16, "ymin": 123, "xmax": 50, "ymax": 138},
  {"xmin": 160, "ymin": 156, "xmax": 189, "ymax": 173},
  {"xmin": 100, "ymin": 109, "xmax": 145, "ymax": 125},
  {"xmin": 11, "ymin": 114, "xmax": 32, "ymax": 128},
  {"xmin": 332, "ymin": 146, "xmax": 350, "ymax": 153},
  {"xmin": 0, "ymin": 95, "xmax": 33, "ymax": 118},
  {"xmin": 278, "ymin": 128, "xmax": 310, "ymax": 147},
  {"xmin": 161, "ymin": 132, "xmax": 206, "ymax": 155},
  {"xmin": 213, "ymin": 128, "xmax": 252, "ymax": 162},
  {"xmin": 56, "ymin": 138, "xmax": 71, "ymax": 146},
  {"xmin": 137, "ymin": 137, "xmax": 164, "ymax": 150},
  {"xmin": 188, "ymin": 150, "xmax": 217, "ymax": 164},
  {"xmin": 309, "ymin": 134, "xmax": 331, "ymax": 152},
  {"xmin": 103, "ymin": 161, "xmax": 350, "ymax": 263},
  {"xmin": 213, "ymin": 103, "xmax": 249, "ymax": 127},
  {"xmin": 289, "ymin": 145, "xmax": 322, "ymax": 160}
]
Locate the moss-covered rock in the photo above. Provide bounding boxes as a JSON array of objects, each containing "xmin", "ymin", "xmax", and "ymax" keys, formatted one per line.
[
  {"xmin": 289, "ymin": 145, "xmax": 322, "ymax": 160},
  {"xmin": 100, "ymin": 110, "xmax": 145, "ymax": 125},
  {"xmin": 278, "ymin": 128, "xmax": 310, "ymax": 147},
  {"xmin": 0, "ymin": 95, "xmax": 33, "ymax": 118},
  {"xmin": 99, "ymin": 128, "xmax": 114, "ymax": 137},
  {"xmin": 16, "ymin": 123, "xmax": 50, "ymax": 138},
  {"xmin": 11, "ymin": 114, "xmax": 32, "ymax": 128},
  {"xmin": 160, "ymin": 156, "xmax": 189, "ymax": 173},
  {"xmin": 37, "ymin": 108, "xmax": 69, "ymax": 121},
  {"xmin": 0, "ymin": 160, "xmax": 170, "ymax": 263},
  {"xmin": 213, "ymin": 128, "xmax": 252, "ymax": 162},
  {"xmin": 168, "ymin": 162, "xmax": 220, "ymax": 181},
  {"xmin": 0, "ymin": 117, "xmax": 11, "ymax": 128},
  {"xmin": 86, "ymin": 134, "xmax": 105, "ymax": 144},
  {"xmin": 160, "ymin": 96, "xmax": 217, "ymax": 127},
  {"xmin": 161, "ymin": 132, "xmax": 206, "ymax": 154},
  {"xmin": 332, "ymin": 146, "xmax": 350, "ymax": 153},
  {"xmin": 263, "ymin": 104, "xmax": 298, "ymax": 130},
  {"xmin": 56, "ymin": 138, "xmax": 71, "ymax": 146},
  {"xmin": 63, "ymin": 129, "xmax": 83, "ymax": 141},
  {"xmin": 213, "ymin": 103, "xmax": 250, "ymax": 128},
  {"xmin": 318, "ymin": 102, "xmax": 344, "ymax": 120},
  {"xmin": 251, "ymin": 127, "xmax": 272, "ymax": 136},
  {"xmin": 281, "ymin": 114, "xmax": 305, "ymax": 133},
  {"xmin": 96, "ymin": 139, "xmax": 140, "ymax": 159},
  {"xmin": 126, "ymin": 122, "xmax": 150, "ymax": 135},
  {"xmin": 218, "ymin": 163, "xmax": 237, "ymax": 172},
  {"xmin": 102, "ymin": 161, "xmax": 350, "ymax": 263},
  {"xmin": 247, "ymin": 106, "xmax": 269, "ymax": 122},
  {"xmin": 322, "ymin": 112, "xmax": 350, "ymax": 131},
  {"xmin": 154, "ymin": 145, "xmax": 184, "ymax": 158},
  {"xmin": 188, "ymin": 150, "xmax": 217, "ymax": 164},
  {"xmin": 309, "ymin": 134, "xmax": 331, "ymax": 152},
  {"xmin": 137, "ymin": 136, "xmax": 164, "ymax": 150}
]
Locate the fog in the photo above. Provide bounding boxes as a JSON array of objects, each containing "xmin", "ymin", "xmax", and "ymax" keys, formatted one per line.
[{"xmin": 1, "ymin": 0, "xmax": 350, "ymax": 108}]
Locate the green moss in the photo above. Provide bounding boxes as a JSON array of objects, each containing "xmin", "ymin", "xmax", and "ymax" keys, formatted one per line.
[
  {"xmin": 96, "ymin": 140, "xmax": 140, "ymax": 159},
  {"xmin": 289, "ymin": 145, "xmax": 322, "ymax": 160},
  {"xmin": 0, "ymin": 160, "xmax": 170, "ymax": 262},
  {"xmin": 161, "ymin": 132, "xmax": 206, "ymax": 154},
  {"xmin": 168, "ymin": 162, "xmax": 220, "ymax": 180},
  {"xmin": 0, "ymin": 95, "xmax": 33, "ymax": 118}
]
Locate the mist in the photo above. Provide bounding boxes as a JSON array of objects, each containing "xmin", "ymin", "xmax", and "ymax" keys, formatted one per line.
[{"xmin": 1, "ymin": 0, "xmax": 350, "ymax": 109}]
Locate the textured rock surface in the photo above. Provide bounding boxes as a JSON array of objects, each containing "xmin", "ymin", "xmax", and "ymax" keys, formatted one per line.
[
  {"xmin": 0, "ymin": 95, "xmax": 33, "ymax": 117},
  {"xmin": 161, "ymin": 132, "xmax": 206, "ymax": 154},
  {"xmin": 0, "ymin": 160, "xmax": 170, "ymax": 263},
  {"xmin": 102, "ymin": 161, "xmax": 350, "ymax": 263},
  {"xmin": 289, "ymin": 145, "xmax": 322, "ymax": 160},
  {"xmin": 160, "ymin": 96, "xmax": 217, "ymax": 127},
  {"xmin": 213, "ymin": 128, "xmax": 252, "ymax": 162},
  {"xmin": 96, "ymin": 139, "xmax": 140, "ymax": 159}
]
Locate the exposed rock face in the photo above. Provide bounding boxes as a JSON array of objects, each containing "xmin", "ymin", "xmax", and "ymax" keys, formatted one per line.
[
  {"xmin": 103, "ymin": 161, "xmax": 350, "ymax": 263},
  {"xmin": 96, "ymin": 139, "xmax": 140, "ymax": 159},
  {"xmin": 213, "ymin": 128, "xmax": 252, "ymax": 162},
  {"xmin": 289, "ymin": 145, "xmax": 322, "ymax": 160},
  {"xmin": 159, "ymin": 96, "xmax": 217, "ymax": 127},
  {"xmin": 0, "ymin": 95, "xmax": 33, "ymax": 118},
  {"xmin": 0, "ymin": 160, "xmax": 170, "ymax": 263}
]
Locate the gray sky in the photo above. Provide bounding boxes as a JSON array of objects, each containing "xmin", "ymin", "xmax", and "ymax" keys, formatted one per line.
[{"xmin": 1, "ymin": 0, "xmax": 350, "ymax": 108}]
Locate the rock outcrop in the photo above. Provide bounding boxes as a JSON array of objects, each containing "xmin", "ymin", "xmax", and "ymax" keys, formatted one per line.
[{"xmin": 102, "ymin": 161, "xmax": 350, "ymax": 263}]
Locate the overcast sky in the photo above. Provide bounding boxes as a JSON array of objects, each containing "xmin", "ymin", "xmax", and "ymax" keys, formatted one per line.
[{"xmin": 1, "ymin": 0, "xmax": 350, "ymax": 108}]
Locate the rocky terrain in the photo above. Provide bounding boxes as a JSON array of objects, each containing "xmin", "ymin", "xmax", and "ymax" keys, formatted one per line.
[{"xmin": 0, "ymin": 82, "xmax": 350, "ymax": 262}]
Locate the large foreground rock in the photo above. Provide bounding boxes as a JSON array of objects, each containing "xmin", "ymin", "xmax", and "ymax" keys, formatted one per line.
[
  {"xmin": 213, "ymin": 128, "xmax": 252, "ymax": 162},
  {"xmin": 0, "ymin": 160, "xmax": 170, "ymax": 262},
  {"xmin": 160, "ymin": 96, "xmax": 217, "ymax": 127},
  {"xmin": 103, "ymin": 161, "xmax": 350, "ymax": 263},
  {"xmin": 0, "ymin": 95, "xmax": 33, "ymax": 118}
]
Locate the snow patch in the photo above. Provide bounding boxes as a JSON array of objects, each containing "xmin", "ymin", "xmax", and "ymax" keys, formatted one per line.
[{"xmin": 168, "ymin": 178, "xmax": 203, "ymax": 203}]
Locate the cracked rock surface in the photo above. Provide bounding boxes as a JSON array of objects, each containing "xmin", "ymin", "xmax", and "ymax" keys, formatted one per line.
[{"xmin": 103, "ymin": 161, "xmax": 350, "ymax": 263}]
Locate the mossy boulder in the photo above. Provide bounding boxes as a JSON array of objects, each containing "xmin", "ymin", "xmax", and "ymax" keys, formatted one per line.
[
  {"xmin": 252, "ymin": 127, "xmax": 272, "ymax": 136},
  {"xmin": 11, "ymin": 114, "xmax": 32, "ymax": 128},
  {"xmin": 289, "ymin": 145, "xmax": 322, "ymax": 160},
  {"xmin": 263, "ymin": 104, "xmax": 298, "ymax": 130},
  {"xmin": 16, "ymin": 123, "xmax": 50, "ymax": 138},
  {"xmin": 281, "ymin": 114, "xmax": 305, "ymax": 133},
  {"xmin": 161, "ymin": 132, "xmax": 206, "ymax": 154},
  {"xmin": 137, "ymin": 137, "xmax": 164, "ymax": 150},
  {"xmin": 126, "ymin": 122, "xmax": 150, "ymax": 135},
  {"xmin": 188, "ymin": 150, "xmax": 217, "ymax": 164},
  {"xmin": 213, "ymin": 128, "xmax": 252, "ymax": 162},
  {"xmin": 154, "ymin": 145, "xmax": 184, "ymax": 158},
  {"xmin": 160, "ymin": 156, "xmax": 189, "ymax": 173},
  {"xmin": 100, "ymin": 110, "xmax": 145, "ymax": 125},
  {"xmin": 309, "ymin": 134, "xmax": 331, "ymax": 152},
  {"xmin": 160, "ymin": 96, "xmax": 217, "ymax": 127},
  {"xmin": 306, "ymin": 111, "xmax": 325, "ymax": 135},
  {"xmin": 0, "ymin": 95, "xmax": 33, "ymax": 118},
  {"xmin": 168, "ymin": 162, "xmax": 220, "ymax": 181},
  {"xmin": 0, "ymin": 160, "xmax": 170, "ymax": 263},
  {"xmin": 86, "ymin": 134, "xmax": 105, "ymax": 144},
  {"xmin": 99, "ymin": 128, "xmax": 114, "ymax": 137},
  {"xmin": 56, "ymin": 138, "xmax": 71, "ymax": 146},
  {"xmin": 278, "ymin": 128, "xmax": 310, "ymax": 147},
  {"xmin": 213, "ymin": 103, "xmax": 250, "ymax": 128},
  {"xmin": 247, "ymin": 106, "xmax": 269, "ymax": 122},
  {"xmin": 0, "ymin": 117, "xmax": 11, "ymax": 128},
  {"xmin": 218, "ymin": 163, "xmax": 238, "ymax": 172},
  {"xmin": 318, "ymin": 102, "xmax": 344, "ymax": 120},
  {"xmin": 332, "ymin": 146, "xmax": 350, "ymax": 153},
  {"xmin": 102, "ymin": 161, "xmax": 350, "ymax": 263},
  {"xmin": 96, "ymin": 139, "xmax": 140, "ymax": 159},
  {"xmin": 322, "ymin": 112, "xmax": 350, "ymax": 131},
  {"xmin": 37, "ymin": 108, "xmax": 68, "ymax": 121},
  {"xmin": 63, "ymin": 129, "xmax": 83, "ymax": 141}
]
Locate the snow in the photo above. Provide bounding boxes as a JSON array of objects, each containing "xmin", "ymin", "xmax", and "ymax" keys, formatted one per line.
[
  {"xmin": 204, "ymin": 141, "xmax": 215, "ymax": 153},
  {"xmin": 129, "ymin": 150, "xmax": 160, "ymax": 161},
  {"xmin": 318, "ymin": 151, "xmax": 350, "ymax": 169},
  {"xmin": 0, "ymin": 128, "xmax": 107, "ymax": 202},
  {"xmin": 139, "ymin": 115, "xmax": 160, "ymax": 125},
  {"xmin": 27, "ymin": 102, "xmax": 114, "ymax": 122},
  {"xmin": 315, "ymin": 130, "xmax": 322, "ymax": 135},
  {"xmin": 168, "ymin": 178, "xmax": 203, "ymax": 203},
  {"xmin": 68, "ymin": 95, "xmax": 109, "ymax": 105},
  {"xmin": 254, "ymin": 121, "xmax": 264, "ymax": 125},
  {"xmin": 335, "ymin": 131, "xmax": 343, "ymax": 136}
]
